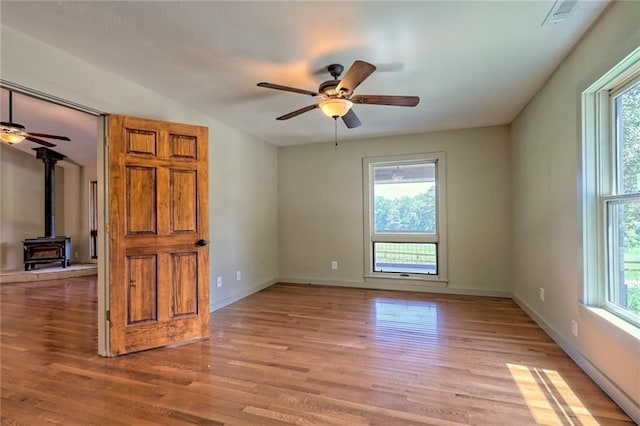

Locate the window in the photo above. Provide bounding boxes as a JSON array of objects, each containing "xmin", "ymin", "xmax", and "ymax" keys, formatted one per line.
[
  {"xmin": 90, "ymin": 180, "xmax": 98, "ymax": 259},
  {"xmin": 583, "ymin": 48, "xmax": 640, "ymax": 328},
  {"xmin": 363, "ymin": 153, "xmax": 447, "ymax": 282}
]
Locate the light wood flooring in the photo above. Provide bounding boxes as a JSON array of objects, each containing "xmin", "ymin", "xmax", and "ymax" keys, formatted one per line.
[{"xmin": 0, "ymin": 278, "xmax": 633, "ymax": 425}]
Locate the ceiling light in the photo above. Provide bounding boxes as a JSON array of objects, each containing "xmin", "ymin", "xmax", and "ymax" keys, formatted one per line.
[
  {"xmin": 319, "ymin": 98, "xmax": 353, "ymax": 118},
  {"xmin": 0, "ymin": 122, "xmax": 27, "ymax": 144}
]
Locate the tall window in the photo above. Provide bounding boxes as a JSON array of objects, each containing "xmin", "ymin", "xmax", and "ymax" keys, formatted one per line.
[
  {"xmin": 583, "ymin": 48, "xmax": 640, "ymax": 327},
  {"xmin": 90, "ymin": 180, "xmax": 98, "ymax": 259},
  {"xmin": 363, "ymin": 153, "xmax": 447, "ymax": 282}
]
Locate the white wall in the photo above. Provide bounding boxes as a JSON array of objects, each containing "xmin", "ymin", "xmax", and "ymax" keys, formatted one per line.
[
  {"xmin": 279, "ymin": 125, "xmax": 512, "ymax": 295},
  {"xmin": 510, "ymin": 1, "xmax": 640, "ymax": 420},
  {"xmin": 0, "ymin": 145, "xmax": 45, "ymax": 270},
  {"xmin": 210, "ymin": 121, "xmax": 279, "ymax": 309},
  {"xmin": 0, "ymin": 26, "xmax": 279, "ymax": 309},
  {"xmin": 61, "ymin": 163, "xmax": 81, "ymax": 262},
  {"xmin": 59, "ymin": 162, "xmax": 98, "ymax": 265},
  {"xmin": 0, "ymin": 144, "xmax": 80, "ymax": 272}
]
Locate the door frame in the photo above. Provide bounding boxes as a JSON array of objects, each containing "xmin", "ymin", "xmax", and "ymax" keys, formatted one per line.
[
  {"xmin": 0, "ymin": 81, "xmax": 110, "ymax": 354},
  {"xmin": 0, "ymin": 82, "xmax": 117, "ymax": 356},
  {"xmin": 97, "ymin": 115, "xmax": 110, "ymax": 356}
]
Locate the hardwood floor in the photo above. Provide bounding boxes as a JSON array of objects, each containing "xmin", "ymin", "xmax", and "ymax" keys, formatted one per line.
[{"xmin": 1, "ymin": 278, "xmax": 633, "ymax": 425}]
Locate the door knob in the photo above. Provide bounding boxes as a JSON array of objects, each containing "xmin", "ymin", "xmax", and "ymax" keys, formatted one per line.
[{"xmin": 196, "ymin": 239, "xmax": 207, "ymax": 247}]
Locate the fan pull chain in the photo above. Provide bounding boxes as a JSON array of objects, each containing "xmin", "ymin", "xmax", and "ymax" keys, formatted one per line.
[{"xmin": 334, "ymin": 117, "xmax": 338, "ymax": 150}]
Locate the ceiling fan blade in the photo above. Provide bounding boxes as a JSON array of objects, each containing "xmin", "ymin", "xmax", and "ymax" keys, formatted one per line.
[
  {"xmin": 335, "ymin": 60, "xmax": 376, "ymax": 96},
  {"xmin": 28, "ymin": 132, "xmax": 71, "ymax": 141},
  {"xmin": 341, "ymin": 109, "xmax": 362, "ymax": 129},
  {"xmin": 257, "ymin": 82, "xmax": 318, "ymax": 97},
  {"xmin": 25, "ymin": 136, "xmax": 57, "ymax": 147},
  {"xmin": 351, "ymin": 95, "xmax": 420, "ymax": 107},
  {"xmin": 276, "ymin": 104, "xmax": 319, "ymax": 120}
]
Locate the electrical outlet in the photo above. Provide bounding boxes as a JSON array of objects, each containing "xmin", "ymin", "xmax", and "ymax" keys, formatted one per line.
[
  {"xmin": 236, "ymin": 271, "xmax": 241, "ymax": 281},
  {"xmin": 74, "ymin": 251, "xmax": 79, "ymax": 259},
  {"xmin": 331, "ymin": 261, "xmax": 338, "ymax": 270},
  {"xmin": 571, "ymin": 320, "xmax": 578, "ymax": 337},
  {"xmin": 539, "ymin": 287, "xmax": 545, "ymax": 302},
  {"xmin": 216, "ymin": 276, "xmax": 222, "ymax": 288}
]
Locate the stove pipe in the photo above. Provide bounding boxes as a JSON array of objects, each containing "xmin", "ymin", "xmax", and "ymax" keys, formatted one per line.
[{"xmin": 34, "ymin": 148, "xmax": 66, "ymax": 238}]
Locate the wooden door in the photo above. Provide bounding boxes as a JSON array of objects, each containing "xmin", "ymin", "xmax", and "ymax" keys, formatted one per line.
[{"xmin": 107, "ymin": 115, "xmax": 209, "ymax": 356}]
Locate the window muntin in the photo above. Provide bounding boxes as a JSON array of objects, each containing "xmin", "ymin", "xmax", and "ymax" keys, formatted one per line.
[{"xmin": 364, "ymin": 153, "xmax": 447, "ymax": 282}]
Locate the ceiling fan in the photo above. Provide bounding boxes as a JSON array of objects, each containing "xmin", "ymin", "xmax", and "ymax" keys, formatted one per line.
[
  {"xmin": 257, "ymin": 60, "xmax": 420, "ymax": 129},
  {"xmin": 0, "ymin": 89, "xmax": 71, "ymax": 147}
]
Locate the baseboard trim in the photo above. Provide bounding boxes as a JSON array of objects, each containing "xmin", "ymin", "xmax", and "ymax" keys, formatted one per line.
[
  {"xmin": 279, "ymin": 276, "xmax": 510, "ymax": 298},
  {"xmin": 209, "ymin": 278, "xmax": 278, "ymax": 312},
  {"xmin": 512, "ymin": 293, "xmax": 639, "ymax": 423}
]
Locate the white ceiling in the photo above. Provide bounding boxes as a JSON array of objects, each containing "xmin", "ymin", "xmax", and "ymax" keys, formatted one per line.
[{"xmin": 0, "ymin": 0, "xmax": 608, "ymax": 153}]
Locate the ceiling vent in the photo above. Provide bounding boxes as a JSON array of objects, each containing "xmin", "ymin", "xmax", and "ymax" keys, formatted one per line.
[{"xmin": 542, "ymin": 0, "xmax": 578, "ymax": 26}]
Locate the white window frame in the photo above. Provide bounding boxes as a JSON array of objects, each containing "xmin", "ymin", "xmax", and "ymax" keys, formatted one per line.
[
  {"xmin": 363, "ymin": 152, "xmax": 448, "ymax": 283},
  {"xmin": 582, "ymin": 47, "xmax": 640, "ymax": 328}
]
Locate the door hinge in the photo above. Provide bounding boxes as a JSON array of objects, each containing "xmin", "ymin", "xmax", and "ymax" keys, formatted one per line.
[{"xmin": 106, "ymin": 310, "xmax": 110, "ymax": 321}]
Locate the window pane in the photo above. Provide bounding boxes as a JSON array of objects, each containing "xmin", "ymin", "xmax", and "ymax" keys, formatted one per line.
[
  {"xmin": 373, "ymin": 163, "xmax": 436, "ymax": 233},
  {"xmin": 615, "ymin": 81, "xmax": 640, "ymax": 194},
  {"xmin": 373, "ymin": 242, "xmax": 437, "ymax": 275},
  {"xmin": 607, "ymin": 199, "xmax": 640, "ymax": 319}
]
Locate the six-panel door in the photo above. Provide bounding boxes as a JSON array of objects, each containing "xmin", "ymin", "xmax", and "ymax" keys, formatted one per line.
[{"xmin": 108, "ymin": 115, "xmax": 209, "ymax": 356}]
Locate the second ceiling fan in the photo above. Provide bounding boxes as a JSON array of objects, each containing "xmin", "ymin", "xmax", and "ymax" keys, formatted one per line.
[
  {"xmin": 0, "ymin": 89, "xmax": 71, "ymax": 147},
  {"xmin": 257, "ymin": 60, "xmax": 419, "ymax": 129}
]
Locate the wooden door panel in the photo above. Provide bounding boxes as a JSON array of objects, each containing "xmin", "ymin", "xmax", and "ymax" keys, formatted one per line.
[
  {"xmin": 126, "ymin": 128, "xmax": 157, "ymax": 155},
  {"xmin": 170, "ymin": 170, "xmax": 197, "ymax": 233},
  {"xmin": 170, "ymin": 252, "xmax": 198, "ymax": 318},
  {"xmin": 169, "ymin": 134, "xmax": 197, "ymax": 159},
  {"xmin": 117, "ymin": 315, "xmax": 206, "ymax": 353},
  {"xmin": 126, "ymin": 166, "xmax": 157, "ymax": 234},
  {"xmin": 108, "ymin": 115, "xmax": 209, "ymax": 356},
  {"xmin": 126, "ymin": 255, "xmax": 157, "ymax": 324}
]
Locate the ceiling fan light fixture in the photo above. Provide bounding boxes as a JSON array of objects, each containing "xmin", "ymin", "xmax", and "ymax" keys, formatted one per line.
[
  {"xmin": 320, "ymin": 98, "xmax": 353, "ymax": 118},
  {"xmin": 0, "ymin": 122, "xmax": 28, "ymax": 144}
]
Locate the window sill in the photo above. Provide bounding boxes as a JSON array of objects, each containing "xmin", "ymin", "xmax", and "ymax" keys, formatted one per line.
[
  {"xmin": 579, "ymin": 304, "xmax": 640, "ymax": 349},
  {"xmin": 364, "ymin": 274, "xmax": 448, "ymax": 288}
]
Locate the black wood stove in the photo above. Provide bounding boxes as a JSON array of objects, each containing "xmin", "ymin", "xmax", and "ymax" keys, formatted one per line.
[{"xmin": 23, "ymin": 148, "xmax": 72, "ymax": 271}]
